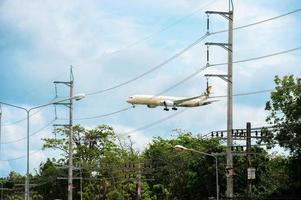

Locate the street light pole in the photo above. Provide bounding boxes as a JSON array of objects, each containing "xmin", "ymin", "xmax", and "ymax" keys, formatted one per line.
[
  {"xmin": 0, "ymin": 94, "xmax": 85, "ymax": 200},
  {"xmin": 175, "ymin": 145, "xmax": 219, "ymax": 200}
]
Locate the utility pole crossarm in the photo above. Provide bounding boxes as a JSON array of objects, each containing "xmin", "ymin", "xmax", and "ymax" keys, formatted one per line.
[
  {"xmin": 205, "ymin": 42, "xmax": 232, "ymax": 52},
  {"xmin": 205, "ymin": 11, "xmax": 232, "ymax": 20},
  {"xmin": 204, "ymin": 74, "xmax": 231, "ymax": 83}
]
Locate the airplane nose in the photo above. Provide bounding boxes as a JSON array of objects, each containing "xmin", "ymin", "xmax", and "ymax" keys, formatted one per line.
[{"xmin": 126, "ymin": 98, "xmax": 132, "ymax": 103}]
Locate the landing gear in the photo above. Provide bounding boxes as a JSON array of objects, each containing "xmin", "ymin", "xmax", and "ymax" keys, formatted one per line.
[
  {"xmin": 172, "ymin": 107, "xmax": 177, "ymax": 111},
  {"xmin": 163, "ymin": 101, "xmax": 169, "ymax": 111},
  {"xmin": 132, "ymin": 104, "xmax": 135, "ymax": 108}
]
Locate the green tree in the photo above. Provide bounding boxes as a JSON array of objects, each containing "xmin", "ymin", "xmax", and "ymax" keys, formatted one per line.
[
  {"xmin": 34, "ymin": 158, "xmax": 67, "ymax": 200},
  {"xmin": 265, "ymin": 75, "xmax": 301, "ymax": 196},
  {"xmin": 143, "ymin": 131, "xmax": 224, "ymax": 200}
]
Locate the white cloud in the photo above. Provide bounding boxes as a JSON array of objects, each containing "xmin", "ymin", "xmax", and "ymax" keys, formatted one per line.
[{"xmin": 1, "ymin": 0, "xmax": 300, "ymax": 176}]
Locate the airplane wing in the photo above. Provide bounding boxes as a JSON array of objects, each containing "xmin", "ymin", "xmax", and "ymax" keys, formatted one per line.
[
  {"xmin": 200, "ymin": 99, "xmax": 219, "ymax": 105},
  {"xmin": 174, "ymin": 85, "xmax": 213, "ymax": 105},
  {"xmin": 173, "ymin": 94, "xmax": 206, "ymax": 105}
]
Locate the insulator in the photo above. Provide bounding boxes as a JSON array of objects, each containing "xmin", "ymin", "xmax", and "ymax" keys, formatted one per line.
[
  {"xmin": 206, "ymin": 14, "xmax": 210, "ymax": 33},
  {"xmin": 206, "ymin": 45, "xmax": 210, "ymax": 65},
  {"xmin": 240, "ymin": 130, "xmax": 244, "ymax": 137},
  {"xmin": 234, "ymin": 130, "xmax": 238, "ymax": 137}
]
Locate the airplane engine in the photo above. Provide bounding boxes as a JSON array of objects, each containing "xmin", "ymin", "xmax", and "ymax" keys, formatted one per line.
[
  {"xmin": 147, "ymin": 105, "xmax": 157, "ymax": 108},
  {"xmin": 196, "ymin": 100, "xmax": 211, "ymax": 106},
  {"xmin": 160, "ymin": 100, "xmax": 174, "ymax": 107}
]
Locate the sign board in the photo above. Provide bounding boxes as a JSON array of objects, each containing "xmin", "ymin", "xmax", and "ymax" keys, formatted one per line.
[{"xmin": 247, "ymin": 167, "xmax": 256, "ymax": 180}]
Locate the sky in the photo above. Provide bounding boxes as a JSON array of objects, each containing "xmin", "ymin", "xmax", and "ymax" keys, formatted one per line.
[{"xmin": 0, "ymin": 0, "xmax": 301, "ymax": 176}]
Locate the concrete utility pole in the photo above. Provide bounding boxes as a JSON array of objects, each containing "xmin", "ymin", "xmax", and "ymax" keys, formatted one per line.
[
  {"xmin": 53, "ymin": 67, "xmax": 75, "ymax": 200},
  {"xmin": 136, "ymin": 161, "xmax": 142, "ymax": 200},
  {"xmin": 246, "ymin": 122, "xmax": 252, "ymax": 198},
  {"xmin": 204, "ymin": 0, "xmax": 234, "ymax": 198},
  {"xmin": 227, "ymin": 2, "xmax": 234, "ymax": 198},
  {"xmin": 0, "ymin": 105, "xmax": 2, "ymax": 159},
  {"xmin": 68, "ymin": 67, "xmax": 74, "ymax": 200}
]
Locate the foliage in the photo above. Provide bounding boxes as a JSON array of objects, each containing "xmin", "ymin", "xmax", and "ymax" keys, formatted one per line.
[
  {"xmin": 265, "ymin": 75, "xmax": 301, "ymax": 154},
  {"xmin": 143, "ymin": 130, "xmax": 224, "ymax": 200},
  {"xmin": 265, "ymin": 75, "xmax": 301, "ymax": 196}
]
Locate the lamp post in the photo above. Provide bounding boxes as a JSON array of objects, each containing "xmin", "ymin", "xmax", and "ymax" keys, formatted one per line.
[
  {"xmin": 174, "ymin": 145, "xmax": 219, "ymax": 200},
  {"xmin": 0, "ymin": 93, "xmax": 85, "ymax": 200}
]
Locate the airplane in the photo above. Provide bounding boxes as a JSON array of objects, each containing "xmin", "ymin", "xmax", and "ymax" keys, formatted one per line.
[{"xmin": 126, "ymin": 85, "xmax": 217, "ymax": 111}]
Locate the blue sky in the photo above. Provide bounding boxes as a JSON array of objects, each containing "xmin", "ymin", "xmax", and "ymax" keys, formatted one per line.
[{"xmin": 0, "ymin": 0, "xmax": 301, "ymax": 176}]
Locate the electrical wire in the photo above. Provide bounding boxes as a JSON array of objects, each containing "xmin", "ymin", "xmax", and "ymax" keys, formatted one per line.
[
  {"xmin": 0, "ymin": 149, "xmax": 42, "ymax": 162},
  {"xmin": 1, "ymin": 108, "xmax": 45, "ymax": 127},
  {"xmin": 62, "ymin": 65, "xmax": 209, "ymax": 121},
  {"xmin": 210, "ymin": 89, "xmax": 273, "ymax": 98},
  {"xmin": 85, "ymin": 33, "xmax": 210, "ymax": 96},
  {"xmin": 210, "ymin": 8, "xmax": 301, "ymax": 35},
  {"xmin": 209, "ymin": 46, "xmax": 301, "ymax": 67},
  {"xmin": 109, "ymin": 0, "xmax": 218, "ymax": 53},
  {"xmin": 1, "ymin": 118, "xmax": 56, "ymax": 145},
  {"xmin": 84, "ymin": 7, "xmax": 301, "ymax": 97},
  {"xmin": 70, "ymin": 45, "xmax": 301, "ymax": 121},
  {"xmin": 58, "ymin": 106, "xmax": 133, "ymax": 121},
  {"xmin": 122, "ymin": 108, "xmax": 188, "ymax": 135}
]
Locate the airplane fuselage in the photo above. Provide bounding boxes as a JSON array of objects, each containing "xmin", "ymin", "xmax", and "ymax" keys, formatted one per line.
[{"xmin": 127, "ymin": 95, "xmax": 208, "ymax": 108}]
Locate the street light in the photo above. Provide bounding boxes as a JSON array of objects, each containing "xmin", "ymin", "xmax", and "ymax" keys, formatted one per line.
[
  {"xmin": 174, "ymin": 145, "xmax": 219, "ymax": 200},
  {"xmin": 0, "ymin": 94, "xmax": 85, "ymax": 200}
]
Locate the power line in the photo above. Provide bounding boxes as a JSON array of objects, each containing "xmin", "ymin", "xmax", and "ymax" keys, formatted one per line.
[
  {"xmin": 209, "ymin": 46, "xmax": 301, "ymax": 67},
  {"xmin": 64, "ymin": 65, "xmax": 208, "ymax": 121},
  {"xmin": 67, "ymin": 45, "xmax": 301, "ymax": 121},
  {"xmin": 211, "ymin": 89, "xmax": 273, "ymax": 98},
  {"xmin": 109, "ymin": 0, "xmax": 218, "ymax": 53},
  {"xmin": 58, "ymin": 106, "xmax": 133, "ymax": 121},
  {"xmin": 31, "ymin": 9, "xmax": 301, "ymax": 124},
  {"xmin": 1, "ymin": 108, "xmax": 45, "ymax": 127},
  {"xmin": 0, "ymin": 149, "xmax": 42, "ymax": 162},
  {"xmin": 123, "ymin": 108, "xmax": 188, "ymax": 135},
  {"xmin": 210, "ymin": 8, "xmax": 301, "ymax": 35},
  {"xmin": 84, "ymin": 8, "xmax": 301, "ymax": 97},
  {"xmin": 1, "ymin": 118, "xmax": 56, "ymax": 145},
  {"xmin": 86, "ymin": 33, "xmax": 210, "ymax": 96}
]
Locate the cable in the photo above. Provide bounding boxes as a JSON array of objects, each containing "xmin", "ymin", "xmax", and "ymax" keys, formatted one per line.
[
  {"xmin": 123, "ymin": 108, "xmax": 188, "ymax": 135},
  {"xmin": 1, "ymin": 118, "xmax": 56, "ymax": 144},
  {"xmin": 0, "ymin": 149, "xmax": 42, "ymax": 162},
  {"xmin": 211, "ymin": 89, "xmax": 273, "ymax": 98},
  {"xmin": 210, "ymin": 8, "xmax": 301, "ymax": 35},
  {"xmin": 86, "ymin": 33, "xmax": 210, "ymax": 96},
  {"xmin": 2, "ymin": 108, "xmax": 45, "ymax": 127},
  {"xmin": 1, "ymin": 96, "xmax": 58, "ymax": 127},
  {"xmin": 65, "ymin": 65, "xmax": 208, "ymax": 121},
  {"xmin": 109, "ymin": 0, "xmax": 218, "ymax": 53},
  {"xmin": 83, "ymin": 8, "xmax": 301, "ymax": 97},
  {"xmin": 67, "ymin": 45, "xmax": 301, "ymax": 121},
  {"xmin": 209, "ymin": 46, "xmax": 301, "ymax": 67},
  {"xmin": 58, "ymin": 106, "xmax": 133, "ymax": 121},
  {"xmin": 155, "ymin": 65, "xmax": 209, "ymax": 96}
]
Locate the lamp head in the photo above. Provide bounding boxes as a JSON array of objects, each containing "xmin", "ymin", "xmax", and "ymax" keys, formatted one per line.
[
  {"xmin": 73, "ymin": 93, "xmax": 86, "ymax": 101},
  {"xmin": 174, "ymin": 145, "xmax": 188, "ymax": 151}
]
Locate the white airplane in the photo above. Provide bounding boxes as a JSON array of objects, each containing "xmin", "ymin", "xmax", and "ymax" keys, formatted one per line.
[{"xmin": 126, "ymin": 86, "xmax": 217, "ymax": 111}]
